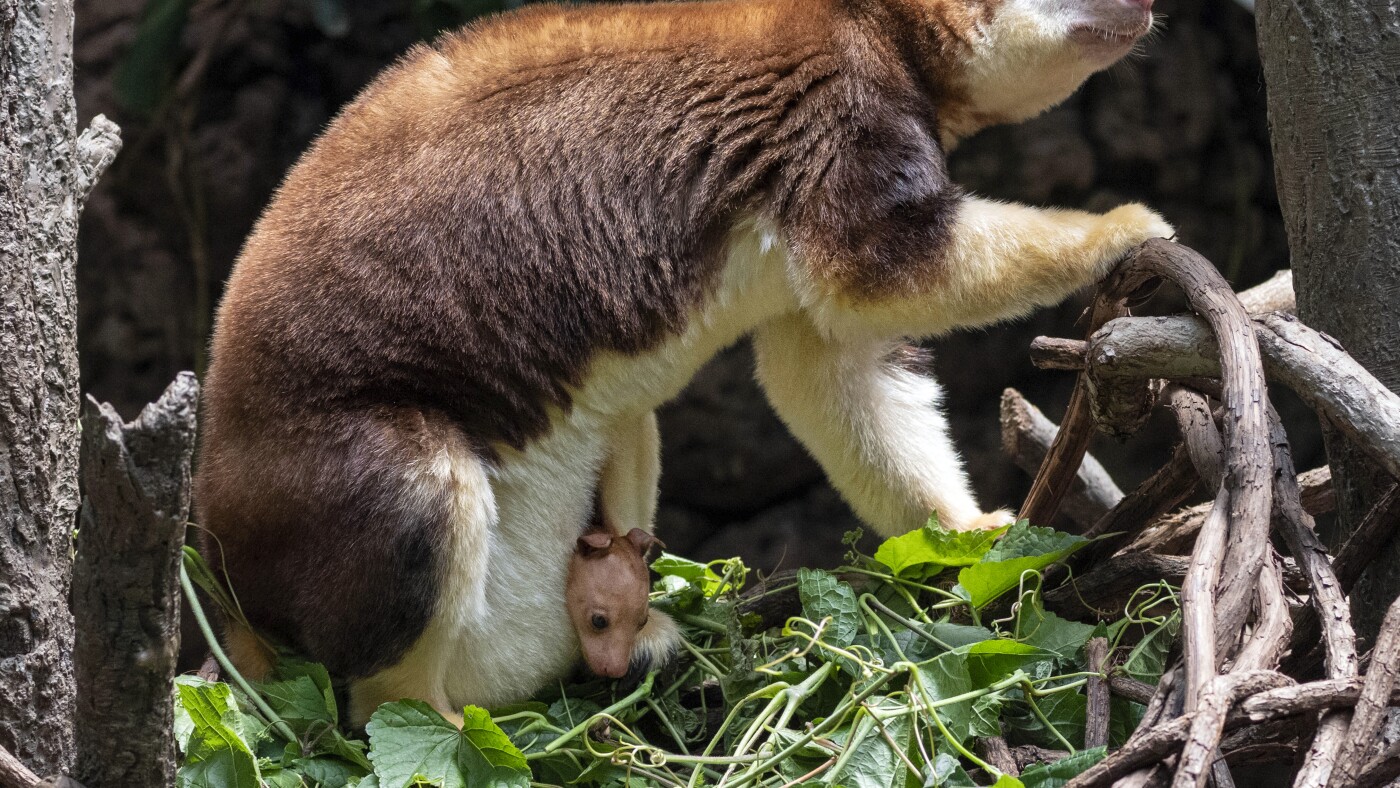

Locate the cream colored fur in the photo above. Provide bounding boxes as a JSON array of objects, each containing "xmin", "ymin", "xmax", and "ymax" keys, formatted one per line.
[{"xmin": 754, "ymin": 315, "xmax": 1006, "ymax": 534}]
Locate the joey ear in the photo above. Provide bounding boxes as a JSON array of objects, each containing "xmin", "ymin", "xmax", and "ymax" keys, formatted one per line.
[
  {"xmin": 577, "ymin": 531, "xmax": 614, "ymax": 556},
  {"xmin": 624, "ymin": 528, "xmax": 663, "ymax": 557}
]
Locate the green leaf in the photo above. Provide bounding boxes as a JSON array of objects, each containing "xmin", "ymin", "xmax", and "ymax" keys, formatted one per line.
[
  {"xmin": 177, "ymin": 749, "xmax": 262, "ymax": 788},
  {"xmin": 957, "ymin": 526, "xmax": 1091, "ymax": 610},
  {"xmin": 1005, "ymin": 687, "xmax": 1086, "ymax": 750},
  {"xmin": 1109, "ymin": 697, "xmax": 1146, "ymax": 748},
  {"xmin": 963, "ymin": 640, "xmax": 1056, "ymax": 688},
  {"xmin": 290, "ymin": 754, "xmax": 370, "ymax": 786},
  {"xmin": 929, "ymin": 753, "xmax": 978, "ymax": 787},
  {"xmin": 1015, "ymin": 599, "xmax": 1097, "ymax": 662},
  {"xmin": 651, "ymin": 552, "xmax": 731, "ymax": 595},
  {"xmin": 1019, "ymin": 747, "xmax": 1107, "ymax": 787},
  {"xmin": 259, "ymin": 675, "xmax": 334, "ymax": 736},
  {"xmin": 1123, "ymin": 613, "xmax": 1181, "ymax": 685},
  {"xmin": 873, "ymin": 519, "xmax": 1007, "ymax": 578},
  {"xmin": 916, "ymin": 657, "xmax": 976, "ymax": 746},
  {"xmin": 797, "ymin": 568, "xmax": 860, "ymax": 647},
  {"xmin": 984, "ymin": 522, "xmax": 1087, "ymax": 563},
  {"xmin": 970, "ymin": 692, "xmax": 1004, "ymax": 739},
  {"xmin": 827, "ymin": 702, "xmax": 910, "ymax": 788},
  {"xmin": 546, "ymin": 697, "xmax": 603, "ymax": 730},
  {"xmin": 174, "ymin": 677, "xmax": 261, "ymax": 788},
  {"xmin": 366, "ymin": 701, "xmax": 530, "ymax": 788}
]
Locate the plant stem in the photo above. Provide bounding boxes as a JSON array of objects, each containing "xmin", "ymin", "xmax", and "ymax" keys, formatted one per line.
[{"xmin": 179, "ymin": 560, "xmax": 300, "ymax": 746}]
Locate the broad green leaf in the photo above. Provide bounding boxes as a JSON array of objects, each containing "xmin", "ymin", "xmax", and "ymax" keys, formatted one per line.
[
  {"xmin": 651, "ymin": 553, "xmax": 709, "ymax": 583},
  {"xmin": 929, "ymin": 622, "xmax": 997, "ymax": 647},
  {"xmin": 366, "ymin": 701, "xmax": 529, "ymax": 788},
  {"xmin": 652, "ymin": 552, "xmax": 732, "ymax": 595},
  {"xmin": 177, "ymin": 748, "xmax": 261, "ymax": 788},
  {"xmin": 348, "ymin": 777, "xmax": 380, "ymax": 788},
  {"xmin": 1004, "ymin": 687, "xmax": 1086, "ymax": 750},
  {"xmin": 984, "ymin": 522, "xmax": 1087, "ymax": 563},
  {"xmin": 1015, "ymin": 600, "xmax": 1097, "ymax": 661},
  {"xmin": 290, "ymin": 754, "xmax": 370, "ymax": 786},
  {"xmin": 258, "ymin": 675, "xmax": 334, "ymax": 737},
  {"xmin": 1123, "ymin": 612, "xmax": 1181, "ymax": 685},
  {"xmin": 963, "ymin": 640, "xmax": 1056, "ymax": 688},
  {"xmin": 1019, "ymin": 747, "xmax": 1107, "ymax": 787},
  {"xmin": 260, "ymin": 767, "xmax": 304, "ymax": 788},
  {"xmin": 269, "ymin": 658, "xmax": 339, "ymax": 720},
  {"xmin": 958, "ymin": 530, "xmax": 1091, "ymax": 610},
  {"xmin": 546, "ymin": 697, "xmax": 602, "ymax": 730},
  {"xmin": 916, "ymin": 657, "xmax": 976, "ymax": 745},
  {"xmin": 174, "ymin": 677, "xmax": 260, "ymax": 788},
  {"xmin": 874, "ymin": 520, "xmax": 1007, "ymax": 578},
  {"xmin": 970, "ymin": 692, "xmax": 1004, "ymax": 739},
  {"xmin": 797, "ymin": 568, "xmax": 860, "ymax": 647},
  {"xmin": 929, "ymin": 753, "xmax": 978, "ymax": 787},
  {"xmin": 1109, "ymin": 697, "xmax": 1146, "ymax": 748},
  {"xmin": 827, "ymin": 702, "xmax": 910, "ymax": 788}
]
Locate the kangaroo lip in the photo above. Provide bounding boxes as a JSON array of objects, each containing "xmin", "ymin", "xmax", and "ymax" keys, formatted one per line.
[{"xmin": 1070, "ymin": 21, "xmax": 1150, "ymax": 47}]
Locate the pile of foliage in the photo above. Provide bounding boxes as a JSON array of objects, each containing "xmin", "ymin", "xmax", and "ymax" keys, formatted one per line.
[{"xmin": 175, "ymin": 519, "xmax": 1180, "ymax": 787}]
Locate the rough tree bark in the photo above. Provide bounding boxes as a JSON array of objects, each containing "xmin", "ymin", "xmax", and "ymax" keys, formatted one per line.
[
  {"xmin": 72, "ymin": 374, "xmax": 198, "ymax": 788},
  {"xmin": 0, "ymin": 0, "xmax": 120, "ymax": 777},
  {"xmin": 1255, "ymin": 0, "xmax": 1400, "ymax": 638}
]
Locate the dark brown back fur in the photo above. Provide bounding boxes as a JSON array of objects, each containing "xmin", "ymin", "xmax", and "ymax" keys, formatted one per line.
[{"xmin": 200, "ymin": 0, "xmax": 972, "ymax": 677}]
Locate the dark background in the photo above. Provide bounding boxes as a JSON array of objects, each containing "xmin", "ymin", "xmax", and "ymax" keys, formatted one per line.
[{"xmin": 72, "ymin": 0, "xmax": 1312, "ymax": 573}]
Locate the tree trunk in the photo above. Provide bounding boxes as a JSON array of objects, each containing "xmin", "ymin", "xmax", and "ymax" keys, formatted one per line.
[
  {"xmin": 0, "ymin": 0, "xmax": 119, "ymax": 776},
  {"xmin": 1255, "ymin": 0, "xmax": 1400, "ymax": 638},
  {"xmin": 72, "ymin": 375, "xmax": 197, "ymax": 788}
]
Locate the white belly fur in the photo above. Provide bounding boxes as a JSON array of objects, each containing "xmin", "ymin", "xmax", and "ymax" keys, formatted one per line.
[{"xmin": 350, "ymin": 215, "xmax": 795, "ymax": 722}]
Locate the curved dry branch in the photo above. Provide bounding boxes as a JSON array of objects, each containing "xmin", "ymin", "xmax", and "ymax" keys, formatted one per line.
[
  {"xmin": 1000, "ymin": 388, "xmax": 1124, "ymax": 529},
  {"xmin": 1040, "ymin": 313, "xmax": 1400, "ymax": 484}
]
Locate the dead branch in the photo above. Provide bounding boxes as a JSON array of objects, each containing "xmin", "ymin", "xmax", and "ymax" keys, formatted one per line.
[
  {"xmin": 1331, "ymin": 483, "xmax": 1400, "ymax": 593},
  {"xmin": 1067, "ymin": 674, "xmax": 1400, "ymax": 788},
  {"xmin": 1037, "ymin": 314, "xmax": 1400, "ymax": 484},
  {"xmin": 1265, "ymin": 407, "xmax": 1358, "ymax": 787},
  {"xmin": 1086, "ymin": 638, "xmax": 1111, "ymax": 750},
  {"xmin": 975, "ymin": 736, "xmax": 1019, "ymax": 777},
  {"xmin": 1128, "ymin": 467, "xmax": 1332, "ymax": 556},
  {"xmin": 1329, "ymin": 596, "xmax": 1400, "ymax": 788},
  {"xmin": 1074, "ymin": 445, "xmax": 1201, "ymax": 564},
  {"xmin": 1000, "ymin": 388, "xmax": 1124, "ymax": 529},
  {"xmin": 0, "ymin": 744, "xmax": 41, "ymax": 788},
  {"xmin": 71, "ymin": 374, "xmax": 198, "ymax": 788}
]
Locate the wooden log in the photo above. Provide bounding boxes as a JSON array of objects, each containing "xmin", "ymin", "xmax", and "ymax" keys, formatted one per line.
[{"xmin": 70, "ymin": 374, "xmax": 198, "ymax": 788}]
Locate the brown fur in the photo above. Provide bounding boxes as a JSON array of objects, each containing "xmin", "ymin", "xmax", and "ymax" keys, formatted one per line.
[{"xmin": 198, "ymin": 0, "xmax": 1145, "ymax": 682}]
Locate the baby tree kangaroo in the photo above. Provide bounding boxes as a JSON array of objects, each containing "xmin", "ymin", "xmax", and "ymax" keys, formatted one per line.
[
  {"xmin": 566, "ymin": 520, "xmax": 676, "ymax": 681},
  {"xmin": 197, "ymin": 0, "xmax": 1170, "ymax": 724}
]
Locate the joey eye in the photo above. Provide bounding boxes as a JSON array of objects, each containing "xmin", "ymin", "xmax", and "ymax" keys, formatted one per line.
[{"xmin": 591, "ymin": 614, "xmax": 609, "ymax": 631}]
